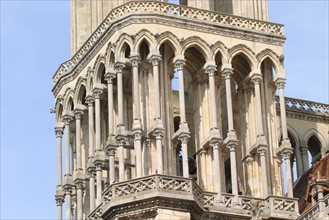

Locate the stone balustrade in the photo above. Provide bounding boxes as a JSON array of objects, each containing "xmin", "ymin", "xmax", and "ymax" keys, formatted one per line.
[
  {"xmin": 276, "ymin": 96, "xmax": 329, "ymax": 115},
  {"xmin": 297, "ymin": 194, "xmax": 329, "ymax": 220},
  {"xmin": 86, "ymin": 174, "xmax": 299, "ymax": 219},
  {"xmin": 52, "ymin": 0, "xmax": 284, "ymax": 85}
]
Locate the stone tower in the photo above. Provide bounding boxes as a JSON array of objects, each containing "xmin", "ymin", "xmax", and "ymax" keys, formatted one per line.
[{"xmin": 53, "ymin": 0, "xmax": 329, "ymax": 219}]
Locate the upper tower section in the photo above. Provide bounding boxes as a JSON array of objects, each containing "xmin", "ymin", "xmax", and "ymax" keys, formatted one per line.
[{"xmin": 70, "ymin": 0, "xmax": 268, "ymax": 54}]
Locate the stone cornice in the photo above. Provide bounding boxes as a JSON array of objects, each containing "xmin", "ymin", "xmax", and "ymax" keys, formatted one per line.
[{"xmin": 52, "ymin": 1, "xmax": 285, "ymax": 96}]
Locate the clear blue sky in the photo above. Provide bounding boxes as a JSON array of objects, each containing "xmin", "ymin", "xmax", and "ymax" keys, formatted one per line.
[{"xmin": 0, "ymin": 0, "xmax": 328, "ymax": 219}]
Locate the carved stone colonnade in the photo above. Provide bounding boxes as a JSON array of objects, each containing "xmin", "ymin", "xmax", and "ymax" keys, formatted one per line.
[{"xmin": 54, "ymin": 31, "xmax": 294, "ymax": 220}]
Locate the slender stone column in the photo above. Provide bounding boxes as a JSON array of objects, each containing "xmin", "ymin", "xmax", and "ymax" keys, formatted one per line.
[
  {"xmin": 55, "ymin": 198, "xmax": 64, "ymax": 220},
  {"xmin": 222, "ymin": 65, "xmax": 235, "ymax": 133},
  {"xmin": 251, "ymin": 73, "xmax": 269, "ymax": 198},
  {"xmin": 212, "ymin": 143, "xmax": 222, "ymax": 202},
  {"xmin": 105, "ymin": 70, "xmax": 116, "ymax": 137},
  {"xmin": 150, "ymin": 54, "xmax": 162, "ymax": 120},
  {"xmin": 300, "ymin": 146, "xmax": 309, "ymax": 172},
  {"xmin": 251, "ymin": 73, "xmax": 264, "ymax": 136},
  {"xmin": 63, "ymin": 116, "xmax": 73, "ymax": 175},
  {"xmin": 64, "ymin": 188, "xmax": 72, "ymax": 220},
  {"xmin": 107, "ymin": 148, "xmax": 116, "ymax": 183},
  {"xmin": 73, "ymin": 110, "xmax": 84, "ymax": 220},
  {"xmin": 55, "ymin": 127, "xmax": 64, "ymax": 189},
  {"xmin": 115, "ymin": 62, "xmax": 127, "ymax": 182},
  {"xmin": 155, "ymin": 132, "xmax": 164, "ymax": 174},
  {"xmin": 130, "ymin": 55, "xmax": 143, "ymax": 178},
  {"xmin": 89, "ymin": 171, "xmax": 95, "ymax": 212},
  {"xmin": 150, "ymin": 53, "xmax": 165, "ymax": 175},
  {"xmin": 258, "ymin": 148, "xmax": 269, "ymax": 196},
  {"xmin": 175, "ymin": 59, "xmax": 187, "ymax": 124},
  {"xmin": 93, "ymin": 90, "xmax": 102, "ymax": 151},
  {"xmin": 74, "ymin": 110, "xmax": 83, "ymax": 170},
  {"xmin": 275, "ymin": 78, "xmax": 288, "ymax": 140},
  {"xmin": 118, "ymin": 140, "xmax": 125, "ymax": 181},
  {"xmin": 282, "ymin": 148, "xmax": 294, "ymax": 197},
  {"xmin": 179, "ymin": 135, "xmax": 190, "ymax": 178},
  {"xmin": 206, "ymin": 62, "xmax": 223, "ymax": 202},
  {"xmin": 221, "ymin": 65, "xmax": 239, "ymax": 201},
  {"xmin": 95, "ymin": 163, "xmax": 103, "ymax": 206},
  {"xmin": 85, "ymin": 97, "xmax": 95, "ymax": 212},
  {"xmin": 115, "ymin": 62, "xmax": 125, "ymax": 130},
  {"xmin": 76, "ymin": 182, "xmax": 83, "ymax": 220},
  {"xmin": 174, "ymin": 58, "xmax": 190, "ymax": 178}
]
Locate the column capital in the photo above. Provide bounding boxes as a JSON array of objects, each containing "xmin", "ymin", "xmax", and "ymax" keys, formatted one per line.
[
  {"xmin": 107, "ymin": 147, "xmax": 116, "ymax": 157},
  {"xmin": 129, "ymin": 54, "xmax": 140, "ymax": 67},
  {"xmin": 149, "ymin": 53, "xmax": 161, "ymax": 66},
  {"xmin": 257, "ymin": 146, "xmax": 268, "ymax": 156},
  {"xmin": 104, "ymin": 68, "xmax": 116, "ymax": 83},
  {"xmin": 114, "ymin": 62, "xmax": 125, "ymax": 73},
  {"xmin": 85, "ymin": 95, "xmax": 95, "ymax": 105},
  {"xmin": 55, "ymin": 127, "xmax": 64, "ymax": 138},
  {"xmin": 173, "ymin": 56, "xmax": 186, "ymax": 70},
  {"xmin": 92, "ymin": 88, "xmax": 103, "ymax": 99},
  {"xmin": 62, "ymin": 114, "xmax": 74, "ymax": 125},
  {"xmin": 73, "ymin": 108, "xmax": 84, "ymax": 119},
  {"xmin": 245, "ymin": 155, "xmax": 254, "ymax": 165},
  {"xmin": 154, "ymin": 130, "xmax": 164, "ymax": 140},
  {"xmin": 55, "ymin": 197, "xmax": 64, "ymax": 206},
  {"xmin": 281, "ymin": 147, "xmax": 293, "ymax": 160},
  {"xmin": 178, "ymin": 134, "xmax": 190, "ymax": 144},
  {"xmin": 250, "ymin": 72, "xmax": 263, "ymax": 84},
  {"xmin": 76, "ymin": 182, "xmax": 84, "ymax": 190},
  {"xmin": 204, "ymin": 63, "xmax": 217, "ymax": 77},
  {"xmin": 221, "ymin": 64, "xmax": 233, "ymax": 77}
]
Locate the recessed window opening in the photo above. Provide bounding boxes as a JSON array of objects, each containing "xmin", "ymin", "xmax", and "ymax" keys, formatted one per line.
[{"xmin": 172, "ymin": 68, "xmax": 179, "ymax": 90}]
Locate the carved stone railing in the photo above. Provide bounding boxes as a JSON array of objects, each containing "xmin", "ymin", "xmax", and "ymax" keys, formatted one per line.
[
  {"xmin": 276, "ymin": 96, "xmax": 329, "ymax": 115},
  {"xmin": 88, "ymin": 174, "xmax": 299, "ymax": 219},
  {"xmin": 297, "ymin": 194, "xmax": 329, "ymax": 220},
  {"xmin": 53, "ymin": 0, "xmax": 284, "ymax": 84}
]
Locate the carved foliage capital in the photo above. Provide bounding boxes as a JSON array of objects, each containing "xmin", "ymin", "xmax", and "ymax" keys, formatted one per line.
[
  {"xmin": 251, "ymin": 73, "xmax": 263, "ymax": 85},
  {"xmin": 55, "ymin": 127, "xmax": 63, "ymax": 138},
  {"xmin": 107, "ymin": 147, "xmax": 116, "ymax": 157},
  {"xmin": 174, "ymin": 59, "xmax": 186, "ymax": 70},
  {"xmin": 275, "ymin": 78, "xmax": 286, "ymax": 90},
  {"xmin": 130, "ymin": 55, "xmax": 140, "ymax": 67},
  {"xmin": 114, "ymin": 62, "xmax": 125, "ymax": 73},
  {"xmin": 149, "ymin": 54, "xmax": 161, "ymax": 66},
  {"xmin": 205, "ymin": 65, "xmax": 217, "ymax": 77},
  {"xmin": 55, "ymin": 198, "xmax": 64, "ymax": 206},
  {"xmin": 179, "ymin": 134, "xmax": 190, "ymax": 144}
]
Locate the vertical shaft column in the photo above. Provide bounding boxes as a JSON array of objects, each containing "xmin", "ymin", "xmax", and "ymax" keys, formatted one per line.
[
  {"xmin": 115, "ymin": 62, "xmax": 127, "ymax": 182},
  {"xmin": 275, "ymin": 77, "xmax": 294, "ymax": 197},
  {"xmin": 63, "ymin": 116, "xmax": 73, "ymax": 176},
  {"xmin": 150, "ymin": 54, "xmax": 165, "ymax": 175},
  {"xmin": 118, "ymin": 141, "xmax": 125, "ymax": 181},
  {"xmin": 107, "ymin": 148, "xmax": 116, "ymax": 183},
  {"xmin": 300, "ymin": 146, "xmax": 309, "ymax": 172},
  {"xmin": 282, "ymin": 149, "xmax": 294, "ymax": 197},
  {"xmin": 179, "ymin": 136, "xmax": 190, "ymax": 178},
  {"xmin": 251, "ymin": 73, "xmax": 269, "ymax": 198},
  {"xmin": 105, "ymin": 70, "xmax": 116, "ymax": 184},
  {"xmin": 55, "ymin": 198, "xmax": 64, "ymax": 220},
  {"xmin": 175, "ymin": 58, "xmax": 190, "ymax": 178},
  {"xmin": 206, "ymin": 63, "xmax": 223, "ymax": 202},
  {"xmin": 95, "ymin": 164, "xmax": 103, "ymax": 206},
  {"xmin": 155, "ymin": 133, "xmax": 163, "ymax": 174},
  {"xmin": 251, "ymin": 74, "xmax": 264, "ymax": 136},
  {"xmin": 130, "ymin": 55, "xmax": 143, "ymax": 178},
  {"xmin": 64, "ymin": 188, "xmax": 71, "ymax": 220},
  {"xmin": 55, "ymin": 127, "xmax": 64, "ymax": 189},
  {"xmin": 73, "ymin": 110, "xmax": 84, "ymax": 220},
  {"xmin": 93, "ymin": 90, "xmax": 102, "ymax": 152},
  {"xmin": 221, "ymin": 65, "xmax": 239, "ymax": 201},
  {"xmin": 275, "ymin": 78, "xmax": 288, "ymax": 140},
  {"xmin": 85, "ymin": 97, "xmax": 95, "ymax": 212},
  {"xmin": 175, "ymin": 59, "xmax": 187, "ymax": 124}
]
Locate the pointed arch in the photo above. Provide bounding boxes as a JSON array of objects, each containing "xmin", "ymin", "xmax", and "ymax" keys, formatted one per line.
[
  {"xmin": 228, "ymin": 44, "xmax": 257, "ymax": 70},
  {"xmin": 93, "ymin": 54, "xmax": 106, "ymax": 84},
  {"xmin": 211, "ymin": 41, "xmax": 229, "ymax": 63},
  {"xmin": 115, "ymin": 33, "xmax": 133, "ymax": 59},
  {"xmin": 74, "ymin": 77, "xmax": 87, "ymax": 105},
  {"xmin": 86, "ymin": 67, "xmax": 94, "ymax": 96},
  {"xmin": 156, "ymin": 31, "xmax": 181, "ymax": 56},
  {"xmin": 256, "ymin": 49, "xmax": 283, "ymax": 77},
  {"xmin": 55, "ymin": 97, "xmax": 64, "ymax": 123},
  {"xmin": 63, "ymin": 89, "xmax": 75, "ymax": 111},
  {"xmin": 133, "ymin": 29, "xmax": 156, "ymax": 52},
  {"xmin": 105, "ymin": 42, "xmax": 116, "ymax": 69},
  {"xmin": 181, "ymin": 36, "xmax": 211, "ymax": 61},
  {"xmin": 303, "ymin": 128, "xmax": 326, "ymax": 150}
]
